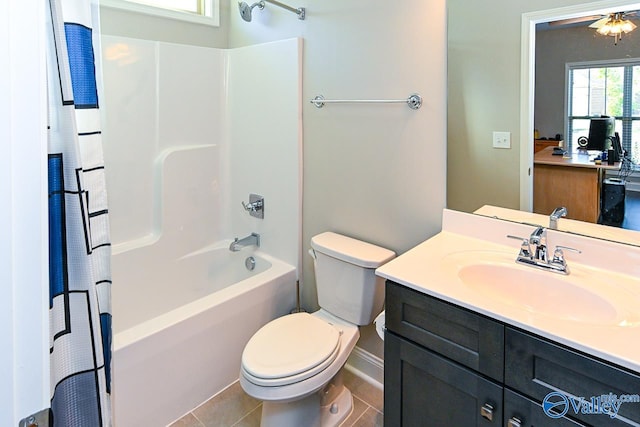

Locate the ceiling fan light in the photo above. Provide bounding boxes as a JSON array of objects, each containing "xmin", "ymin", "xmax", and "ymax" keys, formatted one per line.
[
  {"xmin": 609, "ymin": 23, "xmax": 623, "ymax": 35},
  {"xmin": 597, "ymin": 23, "xmax": 612, "ymax": 35},
  {"xmin": 621, "ymin": 20, "xmax": 637, "ymax": 33}
]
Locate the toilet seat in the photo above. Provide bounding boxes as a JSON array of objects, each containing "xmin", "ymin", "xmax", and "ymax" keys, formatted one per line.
[{"xmin": 242, "ymin": 312, "xmax": 341, "ymax": 387}]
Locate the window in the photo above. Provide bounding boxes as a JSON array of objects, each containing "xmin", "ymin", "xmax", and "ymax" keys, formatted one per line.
[
  {"xmin": 101, "ymin": 0, "xmax": 219, "ymax": 26},
  {"xmin": 125, "ymin": 0, "xmax": 204, "ymax": 15},
  {"xmin": 567, "ymin": 60, "xmax": 640, "ymax": 162}
]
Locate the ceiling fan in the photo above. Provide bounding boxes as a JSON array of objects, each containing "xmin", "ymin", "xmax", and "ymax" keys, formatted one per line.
[
  {"xmin": 549, "ymin": 11, "xmax": 636, "ymax": 26},
  {"xmin": 548, "ymin": 11, "xmax": 638, "ymax": 44},
  {"xmin": 590, "ymin": 12, "xmax": 637, "ymax": 43}
]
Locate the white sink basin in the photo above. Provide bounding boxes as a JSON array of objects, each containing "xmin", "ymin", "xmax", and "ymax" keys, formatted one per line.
[
  {"xmin": 458, "ymin": 263, "xmax": 618, "ymax": 323},
  {"xmin": 442, "ymin": 251, "xmax": 640, "ymax": 327}
]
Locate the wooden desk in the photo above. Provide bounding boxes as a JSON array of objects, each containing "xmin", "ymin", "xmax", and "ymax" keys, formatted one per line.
[
  {"xmin": 533, "ymin": 147, "xmax": 620, "ymax": 223},
  {"xmin": 534, "ymin": 139, "xmax": 561, "ymax": 153}
]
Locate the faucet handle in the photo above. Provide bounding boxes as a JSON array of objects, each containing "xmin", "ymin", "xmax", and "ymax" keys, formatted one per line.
[
  {"xmin": 552, "ymin": 245, "xmax": 581, "ymax": 265},
  {"xmin": 241, "ymin": 194, "xmax": 265, "ymax": 219},
  {"xmin": 507, "ymin": 235, "xmax": 532, "ymax": 259},
  {"xmin": 555, "ymin": 245, "xmax": 580, "ymax": 253},
  {"xmin": 242, "ymin": 200, "xmax": 262, "ymax": 212}
]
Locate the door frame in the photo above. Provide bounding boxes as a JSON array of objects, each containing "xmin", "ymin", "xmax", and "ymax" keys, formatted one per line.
[{"xmin": 0, "ymin": 0, "xmax": 50, "ymax": 425}]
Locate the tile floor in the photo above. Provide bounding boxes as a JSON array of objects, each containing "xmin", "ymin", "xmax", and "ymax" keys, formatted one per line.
[{"xmin": 168, "ymin": 368, "xmax": 383, "ymax": 427}]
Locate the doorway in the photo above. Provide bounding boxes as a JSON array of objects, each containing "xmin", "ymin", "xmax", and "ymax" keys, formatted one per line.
[{"xmin": 520, "ymin": 0, "xmax": 640, "ymax": 212}]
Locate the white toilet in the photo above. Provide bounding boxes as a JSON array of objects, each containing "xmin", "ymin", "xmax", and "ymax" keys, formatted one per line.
[{"xmin": 239, "ymin": 232, "xmax": 395, "ymax": 427}]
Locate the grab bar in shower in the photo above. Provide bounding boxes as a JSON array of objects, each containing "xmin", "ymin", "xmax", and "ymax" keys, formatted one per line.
[{"xmin": 310, "ymin": 93, "xmax": 422, "ymax": 110}]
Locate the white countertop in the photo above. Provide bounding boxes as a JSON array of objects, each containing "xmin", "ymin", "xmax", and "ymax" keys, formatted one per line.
[{"xmin": 376, "ymin": 209, "xmax": 640, "ymax": 373}]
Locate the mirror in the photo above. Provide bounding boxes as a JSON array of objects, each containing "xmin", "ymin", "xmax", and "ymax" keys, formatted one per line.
[{"xmin": 448, "ymin": 0, "xmax": 640, "ymax": 246}]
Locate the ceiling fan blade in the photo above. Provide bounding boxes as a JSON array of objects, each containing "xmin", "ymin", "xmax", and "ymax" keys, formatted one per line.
[
  {"xmin": 549, "ymin": 15, "xmax": 603, "ymax": 27},
  {"xmin": 588, "ymin": 16, "xmax": 611, "ymax": 28}
]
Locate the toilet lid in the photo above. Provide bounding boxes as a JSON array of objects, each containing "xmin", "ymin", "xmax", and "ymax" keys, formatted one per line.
[{"xmin": 242, "ymin": 313, "xmax": 341, "ymax": 383}]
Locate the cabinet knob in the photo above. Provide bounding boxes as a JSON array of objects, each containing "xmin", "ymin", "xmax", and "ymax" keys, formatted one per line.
[
  {"xmin": 480, "ymin": 403, "xmax": 494, "ymax": 421},
  {"xmin": 508, "ymin": 416, "xmax": 522, "ymax": 427}
]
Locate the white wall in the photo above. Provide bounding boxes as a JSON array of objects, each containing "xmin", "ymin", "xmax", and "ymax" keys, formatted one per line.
[
  {"xmin": 100, "ymin": 2, "xmax": 229, "ymax": 48},
  {"xmin": 0, "ymin": 1, "xmax": 49, "ymax": 425}
]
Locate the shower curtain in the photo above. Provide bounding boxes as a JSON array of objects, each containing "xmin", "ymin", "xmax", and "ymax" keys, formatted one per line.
[{"xmin": 47, "ymin": 0, "xmax": 112, "ymax": 425}]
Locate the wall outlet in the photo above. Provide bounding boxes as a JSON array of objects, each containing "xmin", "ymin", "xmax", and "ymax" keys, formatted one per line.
[{"xmin": 493, "ymin": 131, "xmax": 511, "ymax": 149}]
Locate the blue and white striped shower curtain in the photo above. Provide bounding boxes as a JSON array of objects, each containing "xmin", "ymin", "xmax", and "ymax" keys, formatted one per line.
[{"xmin": 47, "ymin": 0, "xmax": 112, "ymax": 425}]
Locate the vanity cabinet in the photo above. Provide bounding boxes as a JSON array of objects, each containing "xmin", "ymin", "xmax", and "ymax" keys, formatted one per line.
[
  {"xmin": 385, "ymin": 281, "xmax": 640, "ymax": 427},
  {"xmin": 506, "ymin": 328, "xmax": 640, "ymax": 427}
]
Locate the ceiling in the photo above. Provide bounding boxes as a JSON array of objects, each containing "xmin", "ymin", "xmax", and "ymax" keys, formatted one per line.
[{"xmin": 537, "ymin": 10, "xmax": 640, "ymax": 31}]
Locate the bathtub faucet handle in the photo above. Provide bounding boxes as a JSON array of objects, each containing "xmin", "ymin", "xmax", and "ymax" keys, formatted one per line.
[
  {"xmin": 241, "ymin": 194, "xmax": 264, "ymax": 219},
  {"xmin": 241, "ymin": 200, "xmax": 262, "ymax": 212}
]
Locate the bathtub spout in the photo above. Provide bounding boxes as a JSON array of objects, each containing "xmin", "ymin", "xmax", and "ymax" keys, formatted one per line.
[{"xmin": 229, "ymin": 232, "xmax": 260, "ymax": 252}]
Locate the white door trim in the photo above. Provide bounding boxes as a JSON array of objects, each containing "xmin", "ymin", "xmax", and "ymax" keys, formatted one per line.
[{"xmin": 0, "ymin": 0, "xmax": 50, "ymax": 425}]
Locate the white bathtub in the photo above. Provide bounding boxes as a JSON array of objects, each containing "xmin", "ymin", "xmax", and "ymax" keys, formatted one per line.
[{"xmin": 111, "ymin": 243, "xmax": 297, "ymax": 426}]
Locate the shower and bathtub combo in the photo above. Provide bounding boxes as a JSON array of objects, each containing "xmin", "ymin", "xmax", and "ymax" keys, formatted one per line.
[
  {"xmin": 104, "ymin": 5, "xmax": 389, "ymax": 426},
  {"xmin": 103, "ymin": 35, "xmax": 303, "ymax": 426}
]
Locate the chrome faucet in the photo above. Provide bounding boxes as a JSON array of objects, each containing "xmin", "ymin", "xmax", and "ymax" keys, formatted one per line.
[
  {"xmin": 549, "ymin": 206, "xmax": 567, "ymax": 230},
  {"xmin": 528, "ymin": 226, "xmax": 548, "ymax": 263},
  {"xmin": 229, "ymin": 232, "xmax": 260, "ymax": 252},
  {"xmin": 507, "ymin": 226, "xmax": 580, "ymax": 275}
]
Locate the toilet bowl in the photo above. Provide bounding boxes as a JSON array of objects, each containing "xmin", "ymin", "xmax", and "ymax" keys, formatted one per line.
[{"xmin": 239, "ymin": 232, "xmax": 395, "ymax": 427}]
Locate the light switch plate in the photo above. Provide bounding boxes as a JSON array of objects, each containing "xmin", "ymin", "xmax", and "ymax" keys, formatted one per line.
[{"xmin": 493, "ymin": 131, "xmax": 511, "ymax": 149}]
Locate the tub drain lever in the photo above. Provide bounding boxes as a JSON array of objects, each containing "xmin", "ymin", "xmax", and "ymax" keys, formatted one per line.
[{"xmin": 241, "ymin": 194, "xmax": 264, "ymax": 219}]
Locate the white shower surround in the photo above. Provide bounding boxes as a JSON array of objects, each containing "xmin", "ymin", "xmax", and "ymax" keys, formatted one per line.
[
  {"xmin": 102, "ymin": 36, "xmax": 302, "ymax": 267},
  {"xmin": 101, "ymin": 37, "xmax": 302, "ymax": 426}
]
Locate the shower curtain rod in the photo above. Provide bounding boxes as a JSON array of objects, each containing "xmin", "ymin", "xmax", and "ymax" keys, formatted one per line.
[{"xmin": 310, "ymin": 94, "xmax": 423, "ymax": 110}]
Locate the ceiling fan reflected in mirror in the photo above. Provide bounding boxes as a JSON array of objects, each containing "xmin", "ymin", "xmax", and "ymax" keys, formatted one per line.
[
  {"xmin": 589, "ymin": 12, "xmax": 637, "ymax": 44},
  {"xmin": 548, "ymin": 11, "xmax": 638, "ymax": 44}
]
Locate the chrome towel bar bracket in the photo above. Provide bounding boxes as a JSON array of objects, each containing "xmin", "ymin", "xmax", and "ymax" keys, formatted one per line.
[{"xmin": 310, "ymin": 93, "xmax": 423, "ymax": 110}]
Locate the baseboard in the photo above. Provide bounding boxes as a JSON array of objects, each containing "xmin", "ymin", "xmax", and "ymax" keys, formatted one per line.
[{"xmin": 345, "ymin": 346, "xmax": 384, "ymax": 389}]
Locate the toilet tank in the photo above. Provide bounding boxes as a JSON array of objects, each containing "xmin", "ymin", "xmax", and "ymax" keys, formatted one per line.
[{"xmin": 310, "ymin": 232, "xmax": 395, "ymax": 325}]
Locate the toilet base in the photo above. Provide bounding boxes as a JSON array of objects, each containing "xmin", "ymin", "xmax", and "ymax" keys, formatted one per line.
[{"xmin": 261, "ymin": 383, "xmax": 353, "ymax": 427}]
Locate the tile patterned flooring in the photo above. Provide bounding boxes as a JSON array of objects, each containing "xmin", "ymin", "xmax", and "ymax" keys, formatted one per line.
[{"xmin": 168, "ymin": 368, "xmax": 383, "ymax": 427}]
